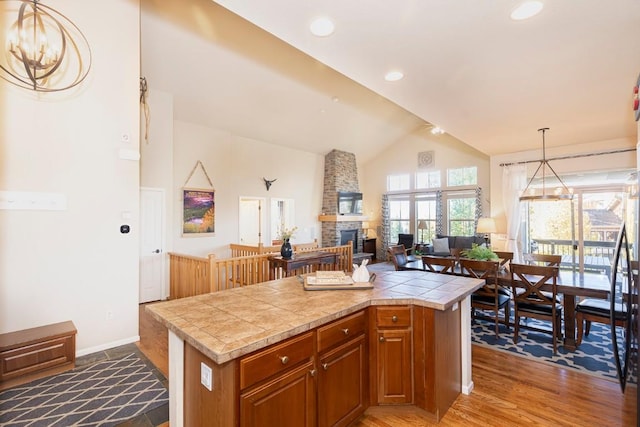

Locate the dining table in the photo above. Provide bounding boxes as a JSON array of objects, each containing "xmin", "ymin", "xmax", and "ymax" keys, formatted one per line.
[{"xmin": 408, "ymin": 257, "xmax": 613, "ymax": 351}]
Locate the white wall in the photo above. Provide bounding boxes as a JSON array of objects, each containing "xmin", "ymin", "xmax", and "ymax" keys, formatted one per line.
[
  {"xmin": 361, "ymin": 130, "xmax": 491, "ymax": 235},
  {"xmin": 0, "ymin": 1, "xmax": 141, "ymax": 354},
  {"xmin": 170, "ymin": 120, "xmax": 324, "ymax": 258}
]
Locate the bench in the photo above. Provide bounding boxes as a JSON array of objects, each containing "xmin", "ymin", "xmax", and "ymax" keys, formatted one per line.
[{"xmin": 0, "ymin": 321, "xmax": 77, "ymax": 390}]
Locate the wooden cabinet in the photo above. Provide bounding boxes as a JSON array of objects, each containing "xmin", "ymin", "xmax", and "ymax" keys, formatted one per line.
[
  {"xmin": 317, "ymin": 311, "xmax": 368, "ymax": 427},
  {"xmin": 0, "ymin": 321, "xmax": 76, "ymax": 391},
  {"xmin": 240, "ymin": 360, "xmax": 316, "ymax": 427},
  {"xmin": 371, "ymin": 306, "xmax": 413, "ymax": 404},
  {"xmin": 180, "ymin": 304, "xmax": 462, "ymax": 425},
  {"xmin": 240, "ymin": 332, "xmax": 316, "ymax": 427},
  {"xmin": 363, "ymin": 238, "xmax": 376, "ymax": 260}
]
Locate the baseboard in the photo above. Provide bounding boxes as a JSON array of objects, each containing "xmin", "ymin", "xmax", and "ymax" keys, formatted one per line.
[
  {"xmin": 462, "ymin": 380, "xmax": 474, "ymax": 395},
  {"xmin": 76, "ymin": 335, "xmax": 140, "ymax": 357}
]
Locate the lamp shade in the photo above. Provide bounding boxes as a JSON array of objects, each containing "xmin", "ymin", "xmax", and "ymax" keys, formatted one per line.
[
  {"xmin": 417, "ymin": 220, "xmax": 428, "ymax": 230},
  {"xmin": 476, "ymin": 218, "xmax": 497, "ymax": 234}
]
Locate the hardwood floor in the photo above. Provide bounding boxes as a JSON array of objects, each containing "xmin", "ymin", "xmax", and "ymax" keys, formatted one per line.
[{"xmin": 137, "ymin": 302, "xmax": 637, "ymax": 426}]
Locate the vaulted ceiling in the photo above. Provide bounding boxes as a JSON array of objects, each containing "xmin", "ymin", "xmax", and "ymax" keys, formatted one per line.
[{"xmin": 141, "ymin": 0, "xmax": 640, "ymax": 163}]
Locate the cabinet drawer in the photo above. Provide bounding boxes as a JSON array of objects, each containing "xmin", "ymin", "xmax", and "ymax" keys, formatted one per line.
[
  {"xmin": 0, "ymin": 335, "xmax": 75, "ymax": 380},
  {"xmin": 376, "ymin": 306, "xmax": 411, "ymax": 328},
  {"xmin": 240, "ymin": 332, "xmax": 314, "ymax": 390},
  {"xmin": 317, "ymin": 310, "xmax": 366, "ymax": 353}
]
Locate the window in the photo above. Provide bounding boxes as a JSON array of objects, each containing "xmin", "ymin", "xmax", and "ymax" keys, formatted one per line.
[
  {"xmin": 416, "ymin": 197, "xmax": 437, "ymax": 243},
  {"xmin": 447, "ymin": 166, "xmax": 477, "ymax": 187},
  {"xmin": 447, "ymin": 197, "xmax": 476, "ymax": 235},
  {"xmin": 388, "ymin": 174, "xmax": 410, "ymax": 191},
  {"xmin": 416, "ymin": 171, "xmax": 441, "ymax": 189},
  {"xmin": 389, "ymin": 199, "xmax": 410, "ymax": 243}
]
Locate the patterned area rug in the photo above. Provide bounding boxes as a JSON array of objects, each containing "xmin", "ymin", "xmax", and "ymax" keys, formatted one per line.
[
  {"xmin": 472, "ymin": 316, "xmax": 637, "ymax": 384},
  {"xmin": 0, "ymin": 353, "xmax": 169, "ymax": 426}
]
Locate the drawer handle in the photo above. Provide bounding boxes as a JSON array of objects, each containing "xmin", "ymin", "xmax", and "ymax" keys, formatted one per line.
[
  {"xmin": 341, "ymin": 328, "xmax": 349, "ymax": 335},
  {"xmin": 392, "ymin": 315, "xmax": 398, "ymax": 323},
  {"xmin": 322, "ymin": 363, "xmax": 329, "ymax": 370},
  {"xmin": 379, "ymin": 336, "xmax": 385, "ymax": 342},
  {"xmin": 279, "ymin": 356, "xmax": 289, "ymax": 365},
  {"xmin": 310, "ymin": 369, "xmax": 317, "ymax": 377}
]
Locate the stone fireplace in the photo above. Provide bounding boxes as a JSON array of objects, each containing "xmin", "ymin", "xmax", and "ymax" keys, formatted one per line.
[
  {"xmin": 340, "ymin": 229, "xmax": 359, "ymax": 253},
  {"xmin": 319, "ymin": 149, "xmax": 366, "ymax": 254}
]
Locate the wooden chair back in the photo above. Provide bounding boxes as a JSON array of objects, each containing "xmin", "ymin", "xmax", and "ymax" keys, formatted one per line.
[
  {"xmin": 459, "ymin": 258, "xmax": 500, "ymax": 291},
  {"xmin": 459, "ymin": 258, "xmax": 509, "ymax": 337},
  {"xmin": 524, "ymin": 253, "xmax": 561, "ymax": 267},
  {"xmin": 421, "ymin": 255, "xmax": 456, "ymax": 274},
  {"xmin": 494, "ymin": 251, "xmax": 514, "ymax": 271},
  {"xmin": 511, "ymin": 263, "xmax": 559, "ymax": 303},
  {"xmin": 510, "ymin": 262, "xmax": 561, "ymax": 353},
  {"xmin": 387, "ymin": 245, "xmax": 409, "ymax": 271}
]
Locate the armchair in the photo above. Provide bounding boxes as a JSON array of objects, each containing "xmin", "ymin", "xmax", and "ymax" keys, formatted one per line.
[{"xmin": 397, "ymin": 233, "xmax": 415, "ymax": 255}]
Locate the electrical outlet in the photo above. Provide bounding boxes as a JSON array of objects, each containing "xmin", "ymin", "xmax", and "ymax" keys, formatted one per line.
[
  {"xmin": 106, "ymin": 311, "xmax": 114, "ymax": 320},
  {"xmin": 201, "ymin": 362, "xmax": 213, "ymax": 391}
]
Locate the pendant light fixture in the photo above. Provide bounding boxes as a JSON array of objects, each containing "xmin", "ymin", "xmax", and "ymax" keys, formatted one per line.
[
  {"xmin": 519, "ymin": 128, "xmax": 573, "ymax": 201},
  {"xmin": 0, "ymin": 0, "xmax": 91, "ymax": 92}
]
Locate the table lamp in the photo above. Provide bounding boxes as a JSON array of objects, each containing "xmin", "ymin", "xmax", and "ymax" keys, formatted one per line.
[
  {"xmin": 417, "ymin": 220, "xmax": 428, "ymax": 243},
  {"xmin": 362, "ymin": 221, "xmax": 370, "ymax": 239},
  {"xmin": 476, "ymin": 217, "xmax": 497, "ymax": 247}
]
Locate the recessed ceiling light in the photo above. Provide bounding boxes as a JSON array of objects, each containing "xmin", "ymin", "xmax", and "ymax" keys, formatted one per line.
[
  {"xmin": 510, "ymin": 1, "xmax": 544, "ymax": 20},
  {"xmin": 310, "ymin": 17, "xmax": 335, "ymax": 37},
  {"xmin": 431, "ymin": 126, "xmax": 445, "ymax": 135},
  {"xmin": 384, "ymin": 71, "xmax": 404, "ymax": 82}
]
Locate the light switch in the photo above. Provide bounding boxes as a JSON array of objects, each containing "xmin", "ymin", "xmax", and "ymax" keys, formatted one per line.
[{"xmin": 201, "ymin": 362, "xmax": 213, "ymax": 391}]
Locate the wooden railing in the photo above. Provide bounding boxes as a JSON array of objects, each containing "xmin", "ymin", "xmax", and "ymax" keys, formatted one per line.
[
  {"xmin": 168, "ymin": 242, "xmax": 352, "ymax": 299},
  {"xmin": 168, "ymin": 253, "xmax": 210, "ymax": 300},
  {"xmin": 229, "ymin": 240, "xmax": 319, "ymax": 257}
]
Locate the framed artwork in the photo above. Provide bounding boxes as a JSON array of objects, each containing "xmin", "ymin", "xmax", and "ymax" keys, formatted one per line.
[{"xmin": 182, "ymin": 188, "xmax": 215, "ymax": 235}]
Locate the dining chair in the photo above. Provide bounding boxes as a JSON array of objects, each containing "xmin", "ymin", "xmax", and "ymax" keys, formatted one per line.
[
  {"xmin": 575, "ymin": 298, "xmax": 627, "ymax": 346},
  {"xmin": 575, "ymin": 259, "xmax": 637, "ymax": 346},
  {"xmin": 459, "ymin": 258, "xmax": 510, "ymax": 338},
  {"xmin": 387, "ymin": 245, "xmax": 414, "ymax": 271},
  {"xmin": 523, "ymin": 253, "xmax": 562, "ymax": 267},
  {"xmin": 510, "ymin": 263, "xmax": 562, "ymax": 354},
  {"xmin": 421, "ymin": 255, "xmax": 456, "ymax": 274},
  {"xmin": 493, "ymin": 251, "xmax": 514, "ymax": 271}
]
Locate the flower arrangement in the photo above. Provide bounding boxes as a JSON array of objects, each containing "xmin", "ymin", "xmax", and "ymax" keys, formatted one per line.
[
  {"xmin": 278, "ymin": 225, "xmax": 298, "ymax": 241},
  {"xmin": 461, "ymin": 243, "xmax": 499, "ymax": 261}
]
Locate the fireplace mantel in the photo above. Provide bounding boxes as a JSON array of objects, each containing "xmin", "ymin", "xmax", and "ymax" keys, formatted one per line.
[{"xmin": 318, "ymin": 214, "xmax": 369, "ymax": 222}]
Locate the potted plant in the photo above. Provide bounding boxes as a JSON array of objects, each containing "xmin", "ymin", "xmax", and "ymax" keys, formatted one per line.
[
  {"xmin": 461, "ymin": 243, "xmax": 499, "ymax": 261},
  {"xmin": 278, "ymin": 225, "xmax": 297, "ymax": 259}
]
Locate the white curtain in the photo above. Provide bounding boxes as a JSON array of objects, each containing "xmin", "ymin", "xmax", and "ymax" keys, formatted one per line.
[{"xmin": 502, "ymin": 164, "xmax": 527, "ymax": 261}]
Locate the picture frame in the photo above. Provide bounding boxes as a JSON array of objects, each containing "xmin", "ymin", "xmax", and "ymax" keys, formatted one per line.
[{"xmin": 182, "ymin": 188, "xmax": 215, "ymax": 236}]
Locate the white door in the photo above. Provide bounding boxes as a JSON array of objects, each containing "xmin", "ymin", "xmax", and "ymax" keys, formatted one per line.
[
  {"xmin": 140, "ymin": 188, "xmax": 165, "ymax": 303},
  {"xmin": 239, "ymin": 197, "xmax": 266, "ymax": 245}
]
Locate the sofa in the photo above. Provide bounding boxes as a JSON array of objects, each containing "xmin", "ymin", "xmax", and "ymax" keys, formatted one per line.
[{"xmin": 424, "ymin": 234, "xmax": 486, "ymax": 257}]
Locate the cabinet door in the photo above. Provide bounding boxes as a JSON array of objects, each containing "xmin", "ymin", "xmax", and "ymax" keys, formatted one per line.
[
  {"xmin": 376, "ymin": 329, "xmax": 412, "ymax": 404},
  {"xmin": 318, "ymin": 335, "xmax": 367, "ymax": 427},
  {"xmin": 240, "ymin": 361, "xmax": 316, "ymax": 427}
]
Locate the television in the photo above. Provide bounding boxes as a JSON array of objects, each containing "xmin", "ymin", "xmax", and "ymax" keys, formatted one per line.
[{"xmin": 337, "ymin": 192, "xmax": 363, "ymax": 215}]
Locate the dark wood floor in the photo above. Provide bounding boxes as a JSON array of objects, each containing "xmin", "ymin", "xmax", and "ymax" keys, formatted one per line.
[{"xmin": 137, "ymin": 302, "xmax": 638, "ymax": 426}]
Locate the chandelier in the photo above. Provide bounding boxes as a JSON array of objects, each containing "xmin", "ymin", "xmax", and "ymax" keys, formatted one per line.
[
  {"xmin": 519, "ymin": 128, "xmax": 573, "ymax": 201},
  {"xmin": 0, "ymin": 0, "xmax": 91, "ymax": 92}
]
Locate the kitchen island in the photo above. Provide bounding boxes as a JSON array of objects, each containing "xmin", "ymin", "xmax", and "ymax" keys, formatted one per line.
[{"xmin": 147, "ymin": 270, "xmax": 484, "ymax": 426}]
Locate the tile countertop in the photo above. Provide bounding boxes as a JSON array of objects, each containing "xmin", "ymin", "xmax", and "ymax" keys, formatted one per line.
[{"xmin": 146, "ymin": 270, "xmax": 484, "ymax": 365}]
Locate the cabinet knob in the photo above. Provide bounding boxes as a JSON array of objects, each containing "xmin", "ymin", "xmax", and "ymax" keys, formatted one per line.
[
  {"xmin": 279, "ymin": 356, "xmax": 289, "ymax": 365},
  {"xmin": 379, "ymin": 336, "xmax": 385, "ymax": 342},
  {"xmin": 310, "ymin": 369, "xmax": 317, "ymax": 377},
  {"xmin": 341, "ymin": 328, "xmax": 349, "ymax": 335},
  {"xmin": 322, "ymin": 363, "xmax": 329, "ymax": 370},
  {"xmin": 392, "ymin": 315, "xmax": 398, "ymax": 323}
]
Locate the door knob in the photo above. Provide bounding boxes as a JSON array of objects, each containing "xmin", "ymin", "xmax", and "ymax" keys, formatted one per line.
[{"xmin": 153, "ymin": 249, "xmax": 160, "ymax": 254}]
